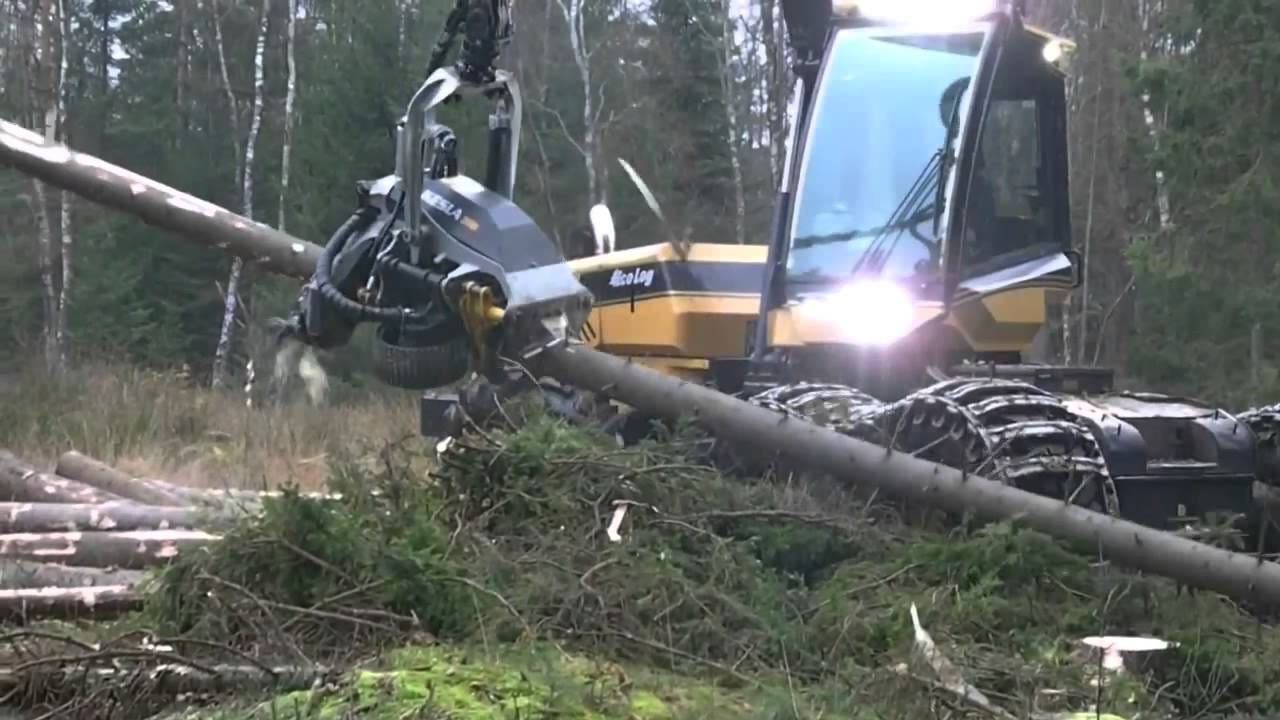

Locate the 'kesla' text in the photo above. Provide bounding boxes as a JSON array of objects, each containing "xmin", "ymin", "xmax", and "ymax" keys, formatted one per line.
[{"xmin": 424, "ymin": 189, "xmax": 464, "ymax": 222}]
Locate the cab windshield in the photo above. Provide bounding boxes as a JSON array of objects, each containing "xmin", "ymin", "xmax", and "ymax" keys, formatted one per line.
[{"xmin": 787, "ymin": 26, "xmax": 987, "ymax": 286}]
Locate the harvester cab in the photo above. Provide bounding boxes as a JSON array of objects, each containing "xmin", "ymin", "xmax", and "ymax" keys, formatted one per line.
[{"xmin": 754, "ymin": 0, "xmax": 1078, "ymax": 395}]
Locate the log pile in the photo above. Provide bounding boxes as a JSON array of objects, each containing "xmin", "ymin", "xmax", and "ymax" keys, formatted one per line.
[{"xmin": 0, "ymin": 450, "xmax": 263, "ymax": 624}]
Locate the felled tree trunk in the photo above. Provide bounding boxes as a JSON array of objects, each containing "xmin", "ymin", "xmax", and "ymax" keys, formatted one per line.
[
  {"xmin": 0, "ymin": 501, "xmax": 202, "ymax": 533},
  {"xmin": 0, "ymin": 451, "xmax": 122, "ymax": 504},
  {"xmin": 55, "ymin": 451, "xmax": 197, "ymax": 507},
  {"xmin": 0, "ymin": 558, "xmax": 144, "ymax": 589},
  {"xmin": 541, "ymin": 344, "xmax": 1280, "ymax": 608},
  {"xmin": 199, "ymin": 488, "xmax": 341, "ymax": 502},
  {"xmin": 0, "ymin": 585, "xmax": 140, "ymax": 621},
  {"xmin": 0, "ymin": 530, "xmax": 219, "ymax": 570},
  {"xmin": 0, "ymin": 120, "xmax": 321, "ymax": 279}
]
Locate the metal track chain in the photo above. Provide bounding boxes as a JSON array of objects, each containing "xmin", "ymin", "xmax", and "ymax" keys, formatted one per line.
[{"xmin": 750, "ymin": 377, "xmax": 1120, "ymax": 515}]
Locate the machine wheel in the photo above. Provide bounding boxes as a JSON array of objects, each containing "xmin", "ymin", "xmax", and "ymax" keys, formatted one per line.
[
  {"xmin": 371, "ymin": 325, "xmax": 471, "ymax": 390},
  {"xmin": 747, "ymin": 377, "xmax": 1119, "ymax": 516},
  {"xmin": 1011, "ymin": 467, "xmax": 1110, "ymax": 513},
  {"xmin": 601, "ymin": 410, "xmax": 668, "ymax": 446}
]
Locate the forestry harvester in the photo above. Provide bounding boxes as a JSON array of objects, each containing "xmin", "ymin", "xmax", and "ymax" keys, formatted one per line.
[
  {"xmin": 8, "ymin": 0, "xmax": 1280, "ymax": 603},
  {"xmin": 566, "ymin": 0, "xmax": 1280, "ymax": 536},
  {"xmin": 251, "ymin": 0, "xmax": 1280, "ymax": 540}
]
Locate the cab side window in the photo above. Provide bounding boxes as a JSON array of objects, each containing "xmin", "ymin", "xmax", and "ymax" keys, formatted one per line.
[{"xmin": 962, "ymin": 95, "xmax": 1052, "ymax": 271}]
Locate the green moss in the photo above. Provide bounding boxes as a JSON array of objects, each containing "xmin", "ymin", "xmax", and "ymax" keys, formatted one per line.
[
  {"xmin": 625, "ymin": 690, "xmax": 669, "ymax": 718},
  {"xmin": 169, "ymin": 643, "xmax": 838, "ymax": 720}
]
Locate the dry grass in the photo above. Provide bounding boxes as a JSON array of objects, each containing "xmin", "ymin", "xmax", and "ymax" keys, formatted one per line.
[{"xmin": 0, "ymin": 361, "xmax": 421, "ymax": 492}]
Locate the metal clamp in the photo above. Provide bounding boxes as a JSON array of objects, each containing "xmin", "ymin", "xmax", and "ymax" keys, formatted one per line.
[{"xmin": 395, "ymin": 67, "xmax": 523, "ymax": 250}]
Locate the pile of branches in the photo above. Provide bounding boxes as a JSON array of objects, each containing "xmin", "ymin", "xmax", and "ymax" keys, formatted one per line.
[
  {"xmin": 0, "ymin": 629, "xmax": 333, "ymax": 720},
  {"xmin": 100, "ymin": 402, "xmax": 1280, "ymax": 718},
  {"xmin": 144, "ymin": 448, "xmax": 470, "ymax": 667},
  {"xmin": 431, "ymin": 408, "xmax": 877, "ymax": 682}
]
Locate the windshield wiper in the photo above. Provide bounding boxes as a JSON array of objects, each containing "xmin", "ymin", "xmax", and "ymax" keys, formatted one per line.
[
  {"xmin": 847, "ymin": 148, "xmax": 942, "ymax": 278},
  {"xmin": 932, "ymin": 86, "xmax": 967, "ymax": 238},
  {"xmin": 791, "ymin": 217, "xmax": 921, "ymax": 250},
  {"xmin": 851, "ymin": 85, "xmax": 969, "ymax": 279}
]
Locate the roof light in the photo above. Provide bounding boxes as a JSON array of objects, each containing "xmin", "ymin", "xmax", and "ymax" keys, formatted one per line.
[
  {"xmin": 836, "ymin": 0, "xmax": 1002, "ymax": 24},
  {"xmin": 1042, "ymin": 39, "xmax": 1065, "ymax": 63}
]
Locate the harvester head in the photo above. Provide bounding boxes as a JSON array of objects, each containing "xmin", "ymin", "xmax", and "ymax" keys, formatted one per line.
[{"xmin": 277, "ymin": 1, "xmax": 593, "ymax": 397}]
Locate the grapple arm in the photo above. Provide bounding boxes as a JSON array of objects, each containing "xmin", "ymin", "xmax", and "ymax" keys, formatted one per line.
[{"xmin": 278, "ymin": 0, "xmax": 589, "ymax": 392}]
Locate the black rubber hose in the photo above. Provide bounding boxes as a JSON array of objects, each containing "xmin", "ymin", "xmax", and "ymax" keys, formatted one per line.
[
  {"xmin": 427, "ymin": 0, "xmax": 469, "ymax": 79},
  {"xmin": 314, "ymin": 207, "xmax": 426, "ymax": 324},
  {"xmin": 458, "ymin": 0, "xmax": 499, "ymax": 84}
]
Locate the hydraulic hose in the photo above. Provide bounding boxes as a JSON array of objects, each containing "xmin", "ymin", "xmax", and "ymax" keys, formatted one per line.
[
  {"xmin": 427, "ymin": 0, "xmax": 470, "ymax": 79},
  {"xmin": 314, "ymin": 207, "xmax": 427, "ymax": 324}
]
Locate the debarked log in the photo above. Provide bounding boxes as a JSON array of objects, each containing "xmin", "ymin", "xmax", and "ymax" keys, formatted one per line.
[
  {"xmin": 196, "ymin": 488, "xmax": 342, "ymax": 503},
  {"xmin": 0, "ymin": 558, "xmax": 145, "ymax": 589},
  {"xmin": 0, "ymin": 661, "xmax": 330, "ymax": 695},
  {"xmin": 0, "ymin": 451, "xmax": 123, "ymax": 505},
  {"xmin": 0, "ymin": 530, "xmax": 220, "ymax": 570},
  {"xmin": 55, "ymin": 451, "xmax": 198, "ymax": 507},
  {"xmin": 0, "ymin": 585, "xmax": 141, "ymax": 621},
  {"xmin": 0, "ymin": 501, "xmax": 202, "ymax": 533}
]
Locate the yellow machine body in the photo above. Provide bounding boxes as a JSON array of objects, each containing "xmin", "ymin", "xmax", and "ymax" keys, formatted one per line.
[{"xmin": 567, "ymin": 241, "xmax": 1072, "ymax": 382}]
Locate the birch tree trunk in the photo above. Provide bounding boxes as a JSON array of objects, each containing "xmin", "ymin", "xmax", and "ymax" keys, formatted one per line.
[
  {"xmin": 555, "ymin": 0, "xmax": 600, "ymax": 205},
  {"xmin": 720, "ymin": 4, "xmax": 745, "ymax": 245},
  {"xmin": 759, "ymin": 0, "xmax": 785, "ymax": 185},
  {"xmin": 1139, "ymin": 0, "xmax": 1172, "ymax": 230},
  {"xmin": 212, "ymin": 0, "xmax": 270, "ymax": 389},
  {"xmin": 1076, "ymin": 4, "xmax": 1105, "ymax": 366},
  {"xmin": 29, "ymin": 0, "xmax": 63, "ymax": 377},
  {"xmin": 175, "ymin": 0, "xmax": 191, "ymax": 135},
  {"xmin": 396, "ymin": 0, "xmax": 408, "ymax": 64},
  {"xmin": 55, "ymin": 0, "xmax": 70, "ymax": 372},
  {"xmin": 211, "ymin": 0, "xmax": 242, "ymax": 185},
  {"xmin": 30, "ymin": 177, "xmax": 59, "ymax": 376},
  {"xmin": 278, "ymin": 0, "xmax": 297, "ymax": 232}
]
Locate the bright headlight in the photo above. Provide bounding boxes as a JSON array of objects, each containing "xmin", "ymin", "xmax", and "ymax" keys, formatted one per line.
[
  {"xmin": 846, "ymin": 0, "xmax": 1000, "ymax": 24},
  {"xmin": 807, "ymin": 280, "xmax": 916, "ymax": 347},
  {"xmin": 1042, "ymin": 39, "xmax": 1065, "ymax": 64}
]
